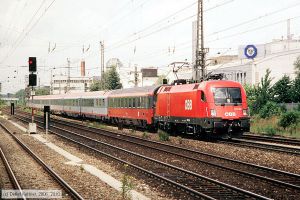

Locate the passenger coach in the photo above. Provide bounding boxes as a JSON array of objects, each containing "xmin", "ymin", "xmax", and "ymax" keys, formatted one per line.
[
  {"xmin": 30, "ymin": 91, "xmax": 110, "ymax": 120},
  {"xmin": 107, "ymin": 86, "xmax": 160, "ymax": 130}
]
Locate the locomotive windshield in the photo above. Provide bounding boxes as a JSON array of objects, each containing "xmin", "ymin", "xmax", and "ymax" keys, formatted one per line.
[{"xmin": 213, "ymin": 87, "xmax": 242, "ymax": 104}]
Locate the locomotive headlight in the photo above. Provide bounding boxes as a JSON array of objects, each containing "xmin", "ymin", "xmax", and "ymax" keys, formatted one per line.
[
  {"xmin": 243, "ymin": 109, "xmax": 249, "ymax": 116},
  {"xmin": 210, "ymin": 109, "xmax": 217, "ymax": 117}
]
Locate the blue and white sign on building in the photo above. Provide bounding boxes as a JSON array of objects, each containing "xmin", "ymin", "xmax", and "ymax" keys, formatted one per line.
[
  {"xmin": 238, "ymin": 44, "xmax": 265, "ymax": 59},
  {"xmin": 244, "ymin": 45, "xmax": 257, "ymax": 59}
]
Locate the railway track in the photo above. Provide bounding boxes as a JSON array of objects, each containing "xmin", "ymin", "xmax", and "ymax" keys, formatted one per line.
[
  {"xmin": 242, "ymin": 133, "xmax": 300, "ymax": 146},
  {"xmin": 222, "ymin": 138, "xmax": 300, "ymax": 156},
  {"xmin": 10, "ymin": 111, "xmax": 270, "ymax": 199},
  {"xmin": 46, "ymin": 115, "xmax": 300, "ymax": 190},
  {"xmin": 8, "ymin": 110, "xmax": 300, "ymax": 199},
  {"xmin": 0, "ymin": 146, "xmax": 26, "ymax": 199},
  {"xmin": 0, "ymin": 121, "xmax": 84, "ymax": 200}
]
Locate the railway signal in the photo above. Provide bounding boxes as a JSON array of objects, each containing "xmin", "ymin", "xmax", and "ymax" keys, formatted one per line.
[
  {"xmin": 28, "ymin": 57, "xmax": 37, "ymax": 72},
  {"xmin": 28, "ymin": 57, "xmax": 37, "ymax": 133},
  {"xmin": 29, "ymin": 74, "xmax": 37, "ymax": 86}
]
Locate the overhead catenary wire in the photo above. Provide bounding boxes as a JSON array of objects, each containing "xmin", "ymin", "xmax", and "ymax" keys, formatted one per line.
[
  {"xmin": 106, "ymin": 0, "xmax": 235, "ymax": 52},
  {"xmin": 0, "ymin": 0, "xmax": 56, "ymax": 64}
]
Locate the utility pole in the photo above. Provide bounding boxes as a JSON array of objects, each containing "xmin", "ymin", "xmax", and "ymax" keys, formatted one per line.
[
  {"xmin": 67, "ymin": 58, "xmax": 70, "ymax": 93},
  {"xmin": 134, "ymin": 65, "xmax": 138, "ymax": 87},
  {"xmin": 130, "ymin": 64, "xmax": 139, "ymax": 87},
  {"xmin": 100, "ymin": 41, "xmax": 104, "ymax": 78},
  {"xmin": 193, "ymin": 0, "xmax": 209, "ymax": 81}
]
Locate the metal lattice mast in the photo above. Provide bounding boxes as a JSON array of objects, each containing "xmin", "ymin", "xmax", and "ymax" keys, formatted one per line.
[{"xmin": 194, "ymin": 0, "xmax": 208, "ymax": 81}]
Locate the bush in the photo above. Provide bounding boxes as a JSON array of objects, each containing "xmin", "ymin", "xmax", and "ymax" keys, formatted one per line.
[
  {"xmin": 264, "ymin": 126, "xmax": 276, "ymax": 136},
  {"xmin": 158, "ymin": 130, "xmax": 169, "ymax": 141},
  {"xmin": 278, "ymin": 111, "xmax": 300, "ymax": 129},
  {"xmin": 297, "ymin": 104, "xmax": 300, "ymax": 111},
  {"xmin": 259, "ymin": 101, "xmax": 281, "ymax": 118},
  {"xmin": 279, "ymin": 104, "xmax": 287, "ymax": 113}
]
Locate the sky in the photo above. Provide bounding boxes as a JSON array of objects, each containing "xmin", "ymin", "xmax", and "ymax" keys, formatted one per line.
[{"xmin": 1, "ymin": 0, "xmax": 300, "ymax": 93}]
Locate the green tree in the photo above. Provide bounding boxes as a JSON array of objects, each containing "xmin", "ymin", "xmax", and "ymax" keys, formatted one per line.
[
  {"xmin": 90, "ymin": 74, "xmax": 108, "ymax": 91},
  {"xmin": 106, "ymin": 65, "xmax": 122, "ymax": 90},
  {"xmin": 35, "ymin": 87, "xmax": 50, "ymax": 96},
  {"xmin": 252, "ymin": 69, "xmax": 273, "ymax": 114},
  {"xmin": 272, "ymin": 75, "xmax": 293, "ymax": 103},
  {"xmin": 90, "ymin": 65, "xmax": 122, "ymax": 91},
  {"xmin": 294, "ymin": 56, "xmax": 300, "ymax": 77},
  {"xmin": 293, "ymin": 74, "xmax": 300, "ymax": 103},
  {"xmin": 244, "ymin": 84, "xmax": 256, "ymax": 113},
  {"xmin": 14, "ymin": 89, "xmax": 25, "ymax": 98},
  {"xmin": 259, "ymin": 101, "xmax": 281, "ymax": 118}
]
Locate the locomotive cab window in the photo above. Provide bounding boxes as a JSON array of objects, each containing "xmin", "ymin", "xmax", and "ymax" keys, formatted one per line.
[
  {"xmin": 200, "ymin": 91, "xmax": 206, "ymax": 102},
  {"xmin": 213, "ymin": 87, "xmax": 242, "ymax": 105}
]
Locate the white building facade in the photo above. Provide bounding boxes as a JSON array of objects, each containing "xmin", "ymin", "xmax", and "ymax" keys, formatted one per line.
[
  {"xmin": 51, "ymin": 75, "xmax": 93, "ymax": 94},
  {"xmin": 167, "ymin": 39, "xmax": 300, "ymax": 85},
  {"xmin": 210, "ymin": 39, "xmax": 300, "ymax": 85}
]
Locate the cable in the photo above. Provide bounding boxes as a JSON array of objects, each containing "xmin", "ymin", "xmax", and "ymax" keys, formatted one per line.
[
  {"xmin": 108, "ymin": 1, "xmax": 198, "ymax": 48},
  {"xmin": 0, "ymin": 0, "xmax": 55, "ymax": 64},
  {"xmin": 207, "ymin": 15, "xmax": 300, "ymax": 44},
  {"xmin": 208, "ymin": 1, "xmax": 300, "ymax": 36},
  {"xmin": 106, "ymin": 0, "xmax": 235, "ymax": 51}
]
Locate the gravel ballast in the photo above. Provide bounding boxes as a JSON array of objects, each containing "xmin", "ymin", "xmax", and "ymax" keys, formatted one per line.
[
  {"xmin": 4, "ymin": 116, "xmax": 170, "ymax": 200},
  {"xmin": 0, "ymin": 120, "xmax": 71, "ymax": 199}
]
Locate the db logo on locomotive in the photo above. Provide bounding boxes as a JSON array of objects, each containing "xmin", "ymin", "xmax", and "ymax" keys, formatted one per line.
[{"xmin": 185, "ymin": 99, "xmax": 192, "ymax": 110}]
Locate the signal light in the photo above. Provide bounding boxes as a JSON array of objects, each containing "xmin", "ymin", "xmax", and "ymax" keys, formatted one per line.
[
  {"xmin": 29, "ymin": 74, "xmax": 37, "ymax": 86},
  {"xmin": 29, "ymin": 57, "xmax": 37, "ymax": 72}
]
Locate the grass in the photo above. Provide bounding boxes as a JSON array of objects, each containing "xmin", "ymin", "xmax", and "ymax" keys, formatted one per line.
[
  {"xmin": 121, "ymin": 164, "xmax": 134, "ymax": 200},
  {"xmin": 250, "ymin": 116, "xmax": 300, "ymax": 138},
  {"xmin": 142, "ymin": 132, "xmax": 149, "ymax": 139},
  {"xmin": 158, "ymin": 130, "xmax": 169, "ymax": 141},
  {"xmin": 88, "ymin": 122, "xmax": 109, "ymax": 130}
]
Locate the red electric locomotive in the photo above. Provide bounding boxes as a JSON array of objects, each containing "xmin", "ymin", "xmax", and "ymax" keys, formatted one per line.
[{"xmin": 154, "ymin": 80, "xmax": 250, "ymax": 138}]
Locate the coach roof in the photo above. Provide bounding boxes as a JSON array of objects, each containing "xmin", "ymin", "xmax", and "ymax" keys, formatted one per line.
[{"xmin": 109, "ymin": 85, "xmax": 161, "ymax": 97}]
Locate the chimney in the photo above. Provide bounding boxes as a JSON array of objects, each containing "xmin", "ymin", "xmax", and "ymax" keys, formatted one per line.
[{"xmin": 80, "ymin": 61, "xmax": 85, "ymax": 76}]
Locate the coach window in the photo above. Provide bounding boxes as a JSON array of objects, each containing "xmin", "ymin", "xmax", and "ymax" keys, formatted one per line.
[
  {"xmin": 144, "ymin": 97, "xmax": 147, "ymax": 109},
  {"xmin": 141, "ymin": 97, "xmax": 144, "ymax": 108},
  {"xmin": 132, "ymin": 97, "xmax": 136, "ymax": 108},
  {"xmin": 138, "ymin": 98, "xmax": 140, "ymax": 108},
  {"xmin": 201, "ymin": 91, "xmax": 206, "ymax": 102},
  {"xmin": 139, "ymin": 97, "xmax": 142, "ymax": 108}
]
